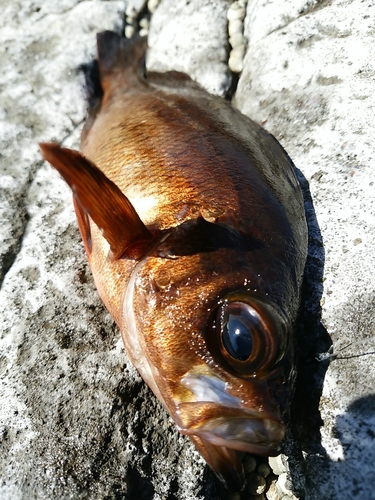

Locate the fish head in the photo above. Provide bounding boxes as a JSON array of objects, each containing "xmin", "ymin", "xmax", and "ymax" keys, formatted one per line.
[{"xmin": 121, "ymin": 238, "xmax": 296, "ymax": 490}]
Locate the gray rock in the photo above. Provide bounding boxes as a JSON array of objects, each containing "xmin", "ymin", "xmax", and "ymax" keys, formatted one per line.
[
  {"xmin": 1, "ymin": 0, "xmax": 374, "ymax": 499},
  {"xmin": 147, "ymin": 0, "xmax": 231, "ymax": 97}
]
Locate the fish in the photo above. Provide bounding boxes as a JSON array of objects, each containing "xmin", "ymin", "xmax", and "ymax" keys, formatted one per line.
[{"xmin": 40, "ymin": 31, "xmax": 308, "ymax": 491}]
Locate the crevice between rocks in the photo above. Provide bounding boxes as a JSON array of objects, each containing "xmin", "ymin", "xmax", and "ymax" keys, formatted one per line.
[
  {"xmin": 225, "ymin": 72, "xmax": 239, "ymax": 101},
  {"xmin": 0, "ymin": 165, "xmax": 41, "ymax": 291},
  {"xmin": 0, "ymin": 214, "xmax": 29, "ymax": 290}
]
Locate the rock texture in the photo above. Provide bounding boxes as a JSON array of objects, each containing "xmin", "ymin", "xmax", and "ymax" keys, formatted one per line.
[
  {"xmin": 1, "ymin": 0, "xmax": 374, "ymax": 499},
  {"xmin": 147, "ymin": 0, "xmax": 231, "ymax": 96}
]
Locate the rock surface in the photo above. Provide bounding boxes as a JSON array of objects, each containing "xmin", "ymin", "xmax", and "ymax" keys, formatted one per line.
[
  {"xmin": 147, "ymin": 0, "xmax": 231, "ymax": 96},
  {"xmin": 0, "ymin": 0, "xmax": 374, "ymax": 499}
]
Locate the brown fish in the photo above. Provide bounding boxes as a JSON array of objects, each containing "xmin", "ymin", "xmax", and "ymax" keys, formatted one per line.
[{"xmin": 40, "ymin": 31, "xmax": 307, "ymax": 491}]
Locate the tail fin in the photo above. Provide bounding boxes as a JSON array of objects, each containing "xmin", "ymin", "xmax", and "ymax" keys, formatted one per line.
[{"xmin": 96, "ymin": 31, "xmax": 147, "ymax": 94}]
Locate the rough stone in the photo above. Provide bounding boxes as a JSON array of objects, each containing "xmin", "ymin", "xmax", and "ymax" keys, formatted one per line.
[
  {"xmin": 125, "ymin": 24, "xmax": 136, "ymax": 38},
  {"xmin": 1, "ymin": 0, "xmax": 375, "ymax": 499},
  {"xmin": 147, "ymin": 0, "xmax": 160, "ymax": 14},
  {"xmin": 229, "ymin": 32, "xmax": 245, "ymax": 49},
  {"xmin": 146, "ymin": 0, "xmax": 232, "ymax": 97},
  {"xmin": 269, "ymin": 455, "xmax": 287, "ymax": 477},
  {"xmin": 227, "ymin": 2, "xmax": 246, "ymax": 22},
  {"xmin": 228, "ymin": 18, "xmax": 243, "ymax": 37},
  {"xmin": 229, "ymin": 44, "xmax": 246, "ymax": 73}
]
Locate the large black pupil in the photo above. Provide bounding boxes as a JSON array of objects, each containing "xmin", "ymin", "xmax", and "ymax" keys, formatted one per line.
[{"xmin": 222, "ymin": 313, "xmax": 253, "ymax": 361}]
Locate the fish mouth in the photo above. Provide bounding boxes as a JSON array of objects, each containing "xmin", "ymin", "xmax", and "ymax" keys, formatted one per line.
[
  {"xmin": 175, "ymin": 373, "xmax": 286, "ymax": 455},
  {"xmin": 176, "ymin": 403, "xmax": 285, "ymax": 455}
]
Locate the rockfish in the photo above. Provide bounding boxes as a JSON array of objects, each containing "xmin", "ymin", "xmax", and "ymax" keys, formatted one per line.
[{"xmin": 40, "ymin": 31, "xmax": 308, "ymax": 491}]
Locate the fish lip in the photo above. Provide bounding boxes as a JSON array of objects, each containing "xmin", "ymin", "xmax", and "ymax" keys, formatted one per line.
[
  {"xmin": 177, "ymin": 372, "xmax": 286, "ymax": 455},
  {"xmin": 176, "ymin": 407, "xmax": 286, "ymax": 455}
]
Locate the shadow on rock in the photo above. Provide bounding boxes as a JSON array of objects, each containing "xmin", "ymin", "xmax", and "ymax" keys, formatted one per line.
[
  {"xmin": 332, "ymin": 394, "xmax": 375, "ymax": 496},
  {"xmin": 287, "ymin": 168, "xmax": 332, "ymax": 497}
]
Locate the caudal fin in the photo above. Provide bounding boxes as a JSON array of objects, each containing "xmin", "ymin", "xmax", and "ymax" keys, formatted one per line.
[{"xmin": 96, "ymin": 31, "xmax": 147, "ymax": 94}]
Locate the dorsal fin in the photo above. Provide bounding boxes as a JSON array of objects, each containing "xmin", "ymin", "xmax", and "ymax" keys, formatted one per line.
[
  {"xmin": 96, "ymin": 31, "xmax": 147, "ymax": 94},
  {"xmin": 40, "ymin": 142, "xmax": 154, "ymax": 260}
]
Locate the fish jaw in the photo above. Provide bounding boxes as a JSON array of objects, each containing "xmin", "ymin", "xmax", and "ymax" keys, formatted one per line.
[
  {"xmin": 176, "ymin": 372, "xmax": 286, "ymax": 456},
  {"xmin": 175, "ymin": 372, "xmax": 286, "ymax": 491},
  {"xmin": 177, "ymin": 403, "xmax": 285, "ymax": 455},
  {"xmin": 189, "ymin": 435, "xmax": 246, "ymax": 492}
]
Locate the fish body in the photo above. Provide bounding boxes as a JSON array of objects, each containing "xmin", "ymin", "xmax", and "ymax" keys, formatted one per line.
[{"xmin": 40, "ymin": 31, "xmax": 307, "ymax": 491}]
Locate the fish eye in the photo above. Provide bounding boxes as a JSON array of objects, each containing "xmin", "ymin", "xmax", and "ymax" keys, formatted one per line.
[
  {"xmin": 220, "ymin": 303, "xmax": 258, "ymax": 361},
  {"xmin": 206, "ymin": 295, "xmax": 288, "ymax": 377}
]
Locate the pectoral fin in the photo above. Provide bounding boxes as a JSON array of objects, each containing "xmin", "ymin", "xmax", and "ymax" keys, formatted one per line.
[
  {"xmin": 40, "ymin": 142, "xmax": 154, "ymax": 260},
  {"xmin": 72, "ymin": 196, "xmax": 92, "ymax": 256}
]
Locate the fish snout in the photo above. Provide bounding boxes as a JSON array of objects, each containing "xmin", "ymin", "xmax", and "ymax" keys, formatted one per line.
[
  {"xmin": 175, "ymin": 372, "xmax": 286, "ymax": 455},
  {"xmin": 176, "ymin": 401, "xmax": 285, "ymax": 456}
]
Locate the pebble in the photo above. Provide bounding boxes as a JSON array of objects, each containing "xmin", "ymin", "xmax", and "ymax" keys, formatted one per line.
[
  {"xmin": 148, "ymin": 0, "xmax": 160, "ymax": 14},
  {"xmin": 231, "ymin": 43, "xmax": 245, "ymax": 57},
  {"xmin": 257, "ymin": 462, "xmax": 271, "ymax": 478},
  {"xmin": 276, "ymin": 473, "xmax": 295, "ymax": 497},
  {"xmin": 228, "ymin": 45, "xmax": 246, "ymax": 73},
  {"xmin": 139, "ymin": 18, "xmax": 150, "ymax": 29},
  {"xmin": 243, "ymin": 455, "xmax": 257, "ymax": 474},
  {"xmin": 227, "ymin": 1, "xmax": 246, "ymax": 21},
  {"xmin": 125, "ymin": 5, "xmax": 137, "ymax": 19},
  {"xmin": 265, "ymin": 482, "xmax": 279, "ymax": 500},
  {"xmin": 268, "ymin": 455, "xmax": 287, "ymax": 476},
  {"xmin": 246, "ymin": 473, "xmax": 267, "ymax": 495},
  {"xmin": 228, "ymin": 18, "xmax": 243, "ymax": 37},
  {"xmin": 124, "ymin": 25, "xmax": 135, "ymax": 39},
  {"xmin": 227, "ymin": 2, "xmax": 248, "ymax": 73},
  {"xmin": 229, "ymin": 32, "xmax": 245, "ymax": 48}
]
